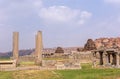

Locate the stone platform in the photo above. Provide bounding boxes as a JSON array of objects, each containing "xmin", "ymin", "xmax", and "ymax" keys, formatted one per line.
[{"xmin": 0, "ymin": 60, "xmax": 17, "ymax": 71}]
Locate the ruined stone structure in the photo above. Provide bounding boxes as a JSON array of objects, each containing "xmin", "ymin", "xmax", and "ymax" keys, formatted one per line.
[
  {"xmin": 55, "ymin": 47, "xmax": 64, "ymax": 53},
  {"xmin": 0, "ymin": 31, "xmax": 82, "ymax": 71},
  {"xmin": 13, "ymin": 32, "xmax": 19, "ymax": 65},
  {"xmin": 42, "ymin": 50, "xmax": 82, "ymax": 70},
  {"xmin": 0, "ymin": 60, "xmax": 16, "ymax": 70},
  {"xmin": 92, "ymin": 48, "xmax": 120, "ymax": 68},
  {"xmin": 35, "ymin": 31, "xmax": 43, "ymax": 65},
  {"xmin": 0, "ymin": 32, "xmax": 19, "ymax": 70},
  {"xmin": 54, "ymin": 47, "xmax": 64, "ymax": 56}
]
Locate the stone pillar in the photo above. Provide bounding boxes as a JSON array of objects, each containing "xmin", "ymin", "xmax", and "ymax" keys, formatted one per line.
[
  {"xmin": 116, "ymin": 53, "xmax": 119, "ymax": 67},
  {"xmin": 92, "ymin": 52, "xmax": 97, "ymax": 68},
  {"xmin": 108, "ymin": 53, "xmax": 111, "ymax": 63},
  {"xmin": 13, "ymin": 32, "xmax": 19, "ymax": 65},
  {"xmin": 105, "ymin": 53, "xmax": 108, "ymax": 65},
  {"xmin": 112, "ymin": 53, "xmax": 116, "ymax": 65},
  {"xmin": 35, "ymin": 31, "xmax": 43, "ymax": 65},
  {"xmin": 99, "ymin": 52, "xmax": 103, "ymax": 65}
]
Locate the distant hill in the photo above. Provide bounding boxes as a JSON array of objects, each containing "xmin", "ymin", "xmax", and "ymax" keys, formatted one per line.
[
  {"xmin": 0, "ymin": 52, "xmax": 11, "ymax": 58},
  {"xmin": 0, "ymin": 47, "xmax": 82, "ymax": 58},
  {"xmin": 0, "ymin": 49, "xmax": 34, "ymax": 58}
]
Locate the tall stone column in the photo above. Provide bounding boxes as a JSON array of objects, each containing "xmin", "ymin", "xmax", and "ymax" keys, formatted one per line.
[
  {"xmin": 116, "ymin": 53, "xmax": 119, "ymax": 67},
  {"xmin": 13, "ymin": 32, "xmax": 19, "ymax": 65},
  {"xmin": 35, "ymin": 31, "xmax": 43, "ymax": 66}
]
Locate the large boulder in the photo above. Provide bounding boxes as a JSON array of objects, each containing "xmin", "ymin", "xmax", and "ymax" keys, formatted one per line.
[
  {"xmin": 94, "ymin": 37, "xmax": 120, "ymax": 49},
  {"xmin": 84, "ymin": 39, "xmax": 96, "ymax": 51}
]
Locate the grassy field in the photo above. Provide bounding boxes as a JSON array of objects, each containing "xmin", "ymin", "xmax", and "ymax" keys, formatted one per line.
[
  {"xmin": 20, "ymin": 61, "xmax": 35, "ymax": 66},
  {"xmin": 56, "ymin": 69, "xmax": 120, "ymax": 79},
  {"xmin": 0, "ymin": 70, "xmax": 58, "ymax": 79},
  {"xmin": 0, "ymin": 57, "xmax": 10, "ymax": 61},
  {"xmin": 0, "ymin": 63, "xmax": 120, "ymax": 79}
]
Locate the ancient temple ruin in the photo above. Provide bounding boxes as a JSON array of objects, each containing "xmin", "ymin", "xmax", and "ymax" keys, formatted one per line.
[
  {"xmin": 92, "ymin": 48, "xmax": 120, "ymax": 68},
  {"xmin": 0, "ymin": 31, "xmax": 82, "ymax": 71}
]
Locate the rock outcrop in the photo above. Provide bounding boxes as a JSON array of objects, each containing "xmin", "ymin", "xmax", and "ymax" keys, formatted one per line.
[
  {"xmin": 94, "ymin": 37, "xmax": 120, "ymax": 49},
  {"xmin": 84, "ymin": 39, "xmax": 96, "ymax": 51}
]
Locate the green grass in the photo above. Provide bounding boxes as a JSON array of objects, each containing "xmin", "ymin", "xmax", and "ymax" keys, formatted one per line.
[
  {"xmin": 56, "ymin": 69, "xmax": 120, "ymax": 79},
  {"xmin": 0, "ymin": 57, "xmax": 10, "ymax": 61},
  {"xmin": 20, "ymin": 61, "xmax": 35, "ymax": 66},
  {"xmin": 1, "ymin": 63, "xmax": 120, "ymax": 79},
  {"xmin": 0, "ymin": 70, "xmax": 59, "ymax": 79},
  {"xmin": 56, "ymin": 63, "xmax": 120, "ymax": 79},
  {"xmin": 0, "ymin": 71, "xmax": 13, "ymax": 79},
  {"xmin": 81, "ymin": 63, "xmax": 92, "ymax": 69}
]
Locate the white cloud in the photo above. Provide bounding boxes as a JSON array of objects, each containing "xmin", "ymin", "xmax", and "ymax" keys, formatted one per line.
[
  {"xmin": 39, "ymin": 6, "xmax": 92, "ymax": 25},
  {"xmin": 78, "ymin": 11, "xmax": 92, "ymax": 24},
  {"xmin": 104, "ymin": 0, "xmax": 120, "ymax": 4},
  {"xmin": 0, "ymin": 0, "xmax": 92, "ymax": 51},
  {"xmin": 0, "ymin": 0, "xmax": 92, "ymax": 26}
]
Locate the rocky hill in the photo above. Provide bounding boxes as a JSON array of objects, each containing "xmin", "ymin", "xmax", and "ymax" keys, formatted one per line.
[
  {"xmin": 94, "ymin": 37, "xmax": 120, "ymax": 49},
  {"xmin": 84, "ymin": 39, "xmax": 96, "ymax": 51},
  {"xmin": 0, "ymin": 49, "xmax": 34, "ymax": 58},
  {"xmin": 83, "ymin": 37, "xmax": 120, "ymax": 51}
]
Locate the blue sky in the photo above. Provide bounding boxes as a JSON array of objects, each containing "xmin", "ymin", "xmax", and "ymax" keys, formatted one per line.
[{"xmin": 0, "ymin": 0, "xmax": 120, "ymax": 52}]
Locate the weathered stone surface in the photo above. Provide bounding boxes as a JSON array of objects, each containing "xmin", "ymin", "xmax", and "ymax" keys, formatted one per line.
[
  {"xmin": 0, "ymin": 60, "xmax": 17, "ymax": 70},
  {"xmin": 35, "ymin": 31, "xmax": 43, "ymax": 65},
  {"xmin": 42, "ymin": 59, "xmax": 81, "ymax": 70},
  {"xmin": 95, "ymin": 37, "xmax": 120, "ymax": 49},
  {"xmin": 13, "ymin": 32, "xmax": 19, "ymax": 60},
  {"xmin": 12, "ymin": 32, "xmax": 19, "ymax": 65},
  {"xmin": 84, "ymin": 39, "xmax": 96, "ymax": 51},
  {"xmin": 42, "ymin": 60, "xmax": 57, "ymax": 67}
]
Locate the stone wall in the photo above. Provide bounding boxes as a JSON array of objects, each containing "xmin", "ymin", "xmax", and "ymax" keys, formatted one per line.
[
  {"xmin": 71, "ymin": 51, "xmax": 92, "ymax": 63},
  {"xmin": 79, "ymin": 52, "xmax": 92, "ymax": 63},
  {"xmin": 42, "ymin": 59, "xmax": 81, "ymax": 70},
  {"xmin": 0, "ymin": 60, "xmax": 16, "ymax": 70},
  {"xmin": 19, "ymin": 55, "xmax": 35, "ymax": 62}
]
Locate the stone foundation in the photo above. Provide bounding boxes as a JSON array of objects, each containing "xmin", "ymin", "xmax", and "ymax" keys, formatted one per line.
[
  {"xmin": 0, "ymin": 60, "xmax": 16, "ymax": 70},
  {"xmin": 42, "ymin": 60, "xmax": 81, "ymax": 70}
]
